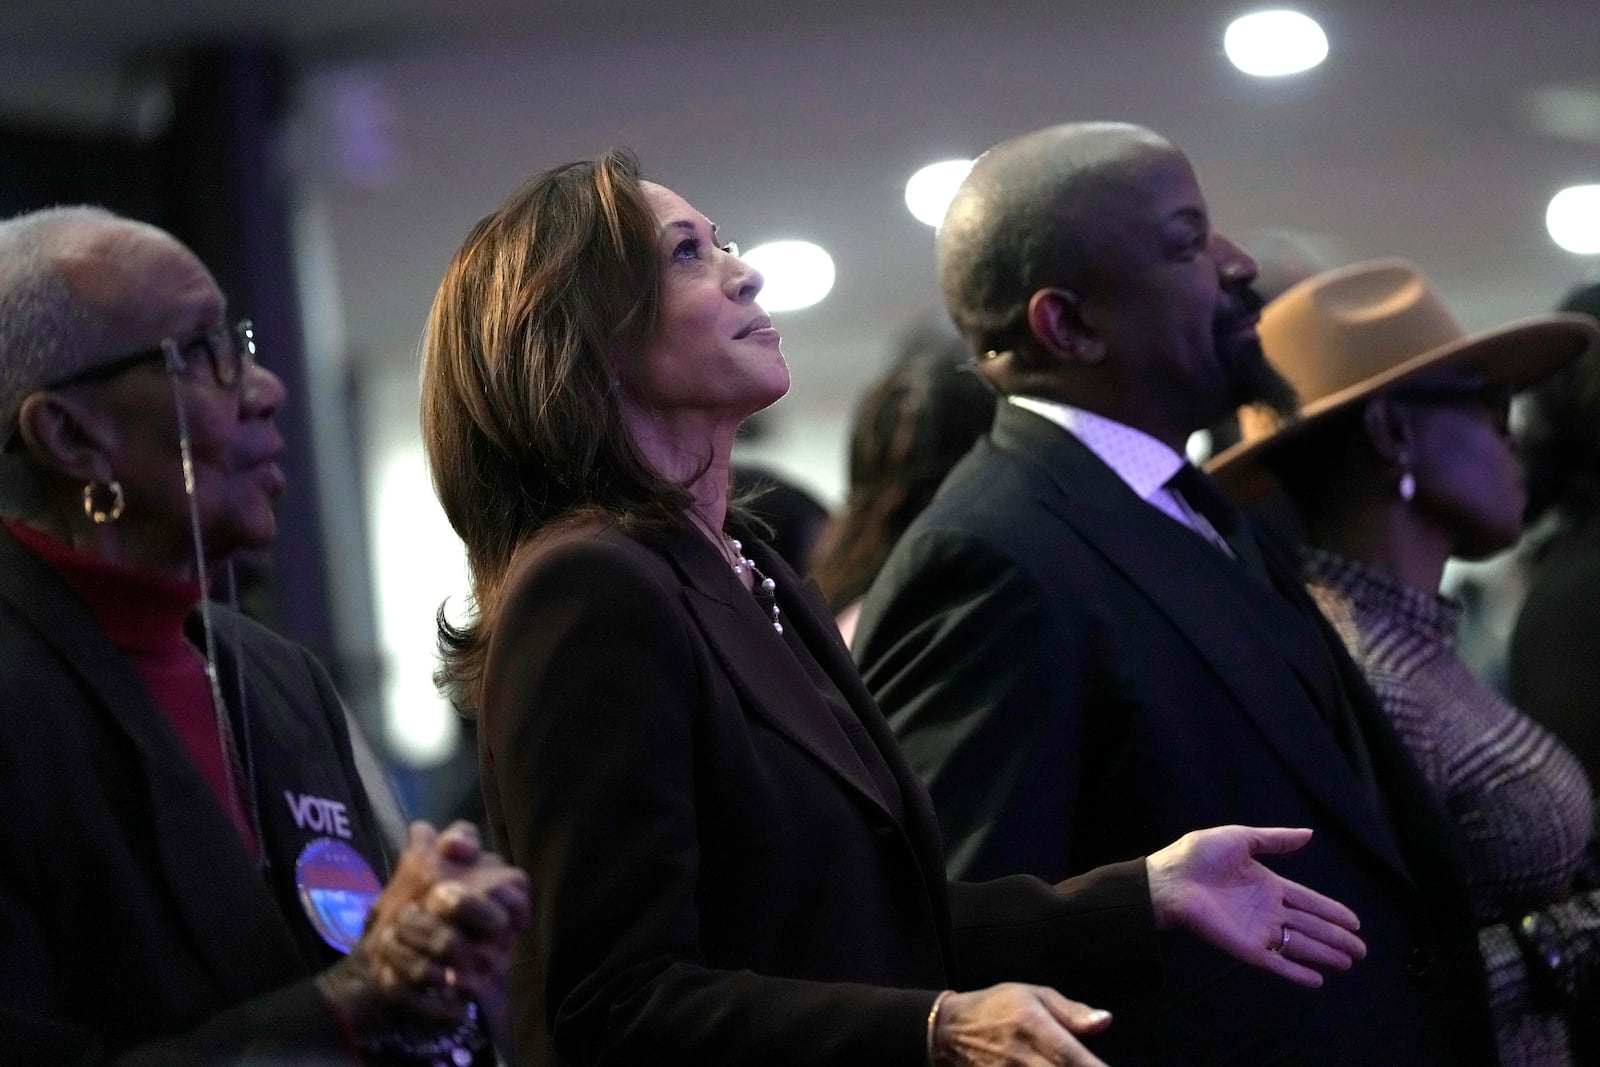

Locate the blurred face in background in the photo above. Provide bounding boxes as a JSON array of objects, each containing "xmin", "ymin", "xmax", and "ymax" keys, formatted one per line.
[{"xmin": 1393, "ymin": 374, "xmax": 1522, "ymax": 559}]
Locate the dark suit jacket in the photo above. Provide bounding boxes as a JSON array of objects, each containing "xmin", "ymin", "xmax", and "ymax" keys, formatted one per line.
[
  {"xmin": 1511, "ymin": 515, "xmax": 1600, "ymax": 788},
  {"xmin": 854, "ymin": 403, "xmax": 1496, "ymax": 1066},
  {"xmin": 0, "ymin": 527, "xmax": 392, "ymax": 1066},
  {"xmin": 477, "ymin": 522, "xmax": 1162, "ymax": 1066}
]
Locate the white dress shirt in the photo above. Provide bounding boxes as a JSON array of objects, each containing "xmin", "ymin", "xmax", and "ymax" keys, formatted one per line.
[{"xmin": 1007, "ymin": 395, "xmax": 1231, "ymax": 553}]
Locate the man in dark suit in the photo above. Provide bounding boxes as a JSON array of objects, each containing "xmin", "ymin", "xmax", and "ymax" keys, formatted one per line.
[{"xmin": 854, "ymin": 121, "xmax": 1496, "ymax": 1065}]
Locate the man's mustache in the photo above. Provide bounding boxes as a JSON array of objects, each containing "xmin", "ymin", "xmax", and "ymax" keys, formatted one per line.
[{"xmin": 1241, "ymin": 284, "xmax": 1265, "ymax": 316}]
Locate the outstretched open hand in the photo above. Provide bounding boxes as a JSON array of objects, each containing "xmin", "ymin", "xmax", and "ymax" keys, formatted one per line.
[{"xmin": 1145, "ymin": 826, "xmax": 1366, "ymax": 988}]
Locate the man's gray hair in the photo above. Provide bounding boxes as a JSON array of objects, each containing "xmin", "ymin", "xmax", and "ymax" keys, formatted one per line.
[{"xmin": 0, "ymin": 205, "xmax": 124, "ymax": 516}]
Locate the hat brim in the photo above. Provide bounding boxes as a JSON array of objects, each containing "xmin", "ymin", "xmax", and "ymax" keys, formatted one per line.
[{"xmin": 1207, "ymin": 311, "xmax": 1598, "ymax": 493}]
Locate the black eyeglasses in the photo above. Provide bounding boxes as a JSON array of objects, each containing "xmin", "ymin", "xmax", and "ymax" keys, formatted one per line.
[
  {"xmin": 4, "ymin": 319, "xmax": 256, "ymax": 452},
  {"xmin": 44, "ymin": 319, "xmax": 257, "ymax": 392},
  {"xmin": 1392, "ymin": 377, "xmax": 1513, "ymax": 430}
]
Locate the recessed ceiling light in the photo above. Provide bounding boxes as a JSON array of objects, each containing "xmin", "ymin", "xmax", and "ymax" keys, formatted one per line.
[
  {"xmin": 1525, "ymin": 84, "xmax": 1600, "ymax": 145},
  {"xmin": 743, "ymin": 240, "xmax": 836, "ymax": 311},
  {"xmin": 1225, "ymin": 10, "xmax": 1329, "ymax": 77},
  {"xmin": 1547, "ymin": 185, "xmax": 1600, "ymax": 254},
  {"xmin": 905, "ymin": 159, "xmax": 975, "ymax": 228}
]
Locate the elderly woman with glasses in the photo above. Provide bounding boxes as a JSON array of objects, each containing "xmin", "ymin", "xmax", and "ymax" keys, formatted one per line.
[
  {"xmin": 1210, "ymin": 259, "xmax": 1600, "ymax": 1067},
  {"xmin": 0, "ymin": 206, "xmax": 528, "ymax": 1065}
]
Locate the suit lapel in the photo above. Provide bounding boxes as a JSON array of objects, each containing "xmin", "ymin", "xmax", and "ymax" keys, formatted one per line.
[
  {"xmin": 664, "ymin": 532, "xmax": 900, "ymax": 826},
  {"xmin": 991, "ymin": 408, "xmax": 1413, "ymax": 885},
  {"xmin": 757, "ymin": 547, "xmax": 952, "ymax": 874},
  {"xmin": 0, "ymin": 530, "xmax": 309, "ymax": 998},
  {"xmin": 1264, "ymin": 540, "xmax": 1480, "ymax": 900}
]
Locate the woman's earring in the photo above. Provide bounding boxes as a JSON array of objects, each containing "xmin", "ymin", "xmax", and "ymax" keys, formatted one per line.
[
  {"xmin": 83, "ymin": 479, "xmax": 125, "ymax": 524},
  {"xmin": 1397, "ymin": 461, "xmax": 1416, "ymax": 504}
]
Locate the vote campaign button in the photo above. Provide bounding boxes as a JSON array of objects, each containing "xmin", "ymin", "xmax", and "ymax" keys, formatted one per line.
[{"xmin": 294, "ymin": 837, "xmax": 382, "ymax": 954}]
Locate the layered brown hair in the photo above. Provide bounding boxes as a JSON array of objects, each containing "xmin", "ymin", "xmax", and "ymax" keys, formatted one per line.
[
  {"xmin": 421, "ymin": 149, "xmax": 692, "ymax": 712},
  {"xmin": 810, "ymin": 332, "xmax": 994, "ymax": 612}
]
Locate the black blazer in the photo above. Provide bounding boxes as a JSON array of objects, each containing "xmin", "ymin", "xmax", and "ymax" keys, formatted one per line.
[
  {"xmin": 0, "ymin": 527, "xmax": 392, "ymax": 1066},
  {"xmin": 854, "ymin": 403, "xmax": 1496, "ymax": 1066},
  {"xmin": 478, "ymin": 522, "xmax": 1161, "ymax": 1067},
  {"xmin": 1511, "ymin": 515, "xmax": 1600, "ymax": 786}
]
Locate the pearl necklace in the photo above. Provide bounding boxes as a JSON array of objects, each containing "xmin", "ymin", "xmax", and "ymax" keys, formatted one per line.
[{"xmin": 727, "ymin": 537, "xmax": 783, "ymax": 634}]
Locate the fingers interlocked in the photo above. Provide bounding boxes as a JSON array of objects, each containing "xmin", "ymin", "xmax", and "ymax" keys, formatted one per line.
[{"xmin": 326, "ymin": 819, "xmax": 531, "ymax": 1037}]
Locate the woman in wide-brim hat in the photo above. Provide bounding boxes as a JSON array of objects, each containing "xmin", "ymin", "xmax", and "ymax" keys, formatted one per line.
[{"xmin": 1209, "ymin": 258, "xmax": 1600, "ymax": 1067}]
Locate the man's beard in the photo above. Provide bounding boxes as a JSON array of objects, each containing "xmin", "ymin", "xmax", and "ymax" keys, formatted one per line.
[
  {"xmin": 1219, "ymin": 284, "xmax": 1298, "ymax": 423},
  {"xmin": 1224, "ymin": 333, "xmax": 1299, "ymax": 421}
]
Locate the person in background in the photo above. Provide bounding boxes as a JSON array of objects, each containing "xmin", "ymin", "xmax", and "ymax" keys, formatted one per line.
[
  {"xmin": 420, "ymin": 149, "xmax": 1365, "ymax": 1067},
  {"xmin": 0, "ymin": 206, "xmax": 528, "ymax": 1065},
  {"xmin": 810, "ymin": 326, "xmax": 994, "ymax": 646},
  {"xmin": 1511, "ymin": 278, "xmax": 1600, "ymax": 784},
  {"xmin": 854, "ymin": 122, "xmax": 1497, "ymax": 1065},
  {"xmin": 1209, "ymin": 257, "xmax": 1600, "ymax": 1066},
  {"xmin": 729, "ymin": 464, "xmax": 829, "ymax": 574}
]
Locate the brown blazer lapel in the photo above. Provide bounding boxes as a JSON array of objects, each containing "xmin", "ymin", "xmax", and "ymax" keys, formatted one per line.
[
  {"xmin": 746, "ymin": 543, "xmax": 953, "ymax": 877},
  {"xmin": 665, "ymin": 532, "xmax": 901, "ymax": 827},
  {"xmin": 0, "ymin": 531, "xmax": 308, "ymax": 999},
  {"xmin": 992, "ymin": 409, "xmax": 1414, "ymax": 887}
]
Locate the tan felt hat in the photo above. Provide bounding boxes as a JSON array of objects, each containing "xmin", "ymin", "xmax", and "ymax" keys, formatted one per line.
[{"xmin": 1207, "ymin": 257, "xmax": 1597, "ymax": 489}]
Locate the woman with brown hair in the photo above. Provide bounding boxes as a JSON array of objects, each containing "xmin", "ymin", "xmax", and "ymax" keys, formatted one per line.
[
  {"xmin": 1210, "ymin": 259, "xmax": 1600, "ymax": 1066},
  {"xmin": 810, "ymin": 327, "xmax": 994, "ymax": 645},
  {"xmin": 421, "ymin": 150, "xmax": 1365, "ymax": 1067}
]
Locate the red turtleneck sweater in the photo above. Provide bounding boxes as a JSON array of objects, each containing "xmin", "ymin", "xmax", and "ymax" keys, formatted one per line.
[{"xmin": 6, "ymin": 519, "xmax": 259, "ymax": 857}]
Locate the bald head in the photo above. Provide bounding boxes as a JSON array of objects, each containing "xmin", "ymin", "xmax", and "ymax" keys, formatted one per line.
[
  {"xmin": 934, "ymin": 122, "xmax": 1284, "ymax": 447},
  {"xmin": 938, "ymin": 122, "xmax": 1175, "ymax": 360}
]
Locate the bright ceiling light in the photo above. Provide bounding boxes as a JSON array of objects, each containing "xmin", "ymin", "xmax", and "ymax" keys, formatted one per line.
[
  {"xmin": 743, "ymin": 240, "xmax": 836, "ymax": 312},
  {"xmin": 1224, "ymin": 10, "xmax": 1329, "ymax": 77},
  {"xmin": 905, "ymin": 159, "xmax": 975, "ymax": 228},
  {"xmin": 1547, "ymin": 184, "xmax": 1600, "ymax": 254}
]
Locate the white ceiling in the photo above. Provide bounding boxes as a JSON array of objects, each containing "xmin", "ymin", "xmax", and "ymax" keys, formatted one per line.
[{"xmin": 2, "ymin": 0, "xmax": 1598, "ymax": 451}]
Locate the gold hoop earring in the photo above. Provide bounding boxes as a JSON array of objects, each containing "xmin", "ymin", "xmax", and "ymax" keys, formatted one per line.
[{"xmin": 83, "ymin": 479, "xmax": 125, "ymax": 524}]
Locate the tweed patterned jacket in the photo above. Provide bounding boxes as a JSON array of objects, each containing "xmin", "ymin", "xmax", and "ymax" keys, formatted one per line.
[{"xmin": 1306, "ymin": 548, "xmax": 1600, "ymax": 1067}]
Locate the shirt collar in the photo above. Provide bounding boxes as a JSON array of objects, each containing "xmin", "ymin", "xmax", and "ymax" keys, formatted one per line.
[
  {"xmin": 1007, "ymin": 395, "xmax": 1188, "ymax": 501},
  {"xmin": 1302, "ymin": 546, "xmax": 1461, "ymax": 647}
]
